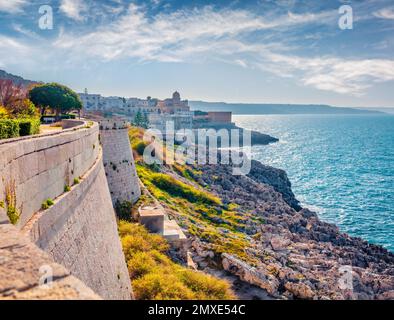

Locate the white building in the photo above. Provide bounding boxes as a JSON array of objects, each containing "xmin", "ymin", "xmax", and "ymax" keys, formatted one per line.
[
  {"xmin": 79, "ymin": 93, "xmax": 102, "ymax": 111},
  {"xmin": 79, "ymin": 91, "xmax": 192, "ymax": 131},
  {"xmin": 148, "ymin": 111, "xmax": 193, "ymax": 132}
]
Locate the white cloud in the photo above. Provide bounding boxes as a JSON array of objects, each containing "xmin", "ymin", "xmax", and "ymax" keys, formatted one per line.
[
  {"xmin": 254, "ymin": 51, "xmax": 394, "ymax": 95},
  {"xmin": 2, "ymin": 4, "xmax": 394, "ymax": 96},
  {"xmin": 53, "ymin": 4, "xmax": 334, "ymax": 61},
  {"xmin": 0, "ymin": 0, "xmax": 26, "ymax": 13},
  {"xmin": 373, "ymin": 7, "xmax": 394, "ymax": 20},
  {"xmin": 60, "ymin": 0, "xmax": 87, "ymax": 21},
  {"xmin": 0, "ymin": 35, "xmax": 37, "ymax": 67}
]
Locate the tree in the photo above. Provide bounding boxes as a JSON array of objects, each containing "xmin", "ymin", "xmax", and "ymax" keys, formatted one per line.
[
  {"xmin": 12, "ymin": 99, "xmax": 39, "ymax": 118},
  {"xmin": 134, "ymin": 110, "xmax": 143, "ymax": 127},
  {"xmin": 134, "ymin": 110, "xmax": 149, "ymax": 129},
  {"xmin": 0, "ymin": 80, "xmax": 38, "ymax": 118},
  {"xmin": 0, "ymin": 80, "xmax": 27, "ymax": 109},
  {"xmin": 29, "ymin": 83, "xmax": 82, "ymax": 119},
  {"xmin": 142, "ymin": 112, "xmax": 149, "ymax": 129}
]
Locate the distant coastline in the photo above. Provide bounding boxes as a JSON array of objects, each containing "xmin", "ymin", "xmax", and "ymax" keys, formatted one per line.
[{"xmin": 190, "ymin": 101, "xmax": 386, "ymax": 115}]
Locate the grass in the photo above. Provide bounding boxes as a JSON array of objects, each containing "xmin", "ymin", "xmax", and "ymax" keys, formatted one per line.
[
  {"xmin": 5, "ymin": 181, "xmax": 19, "ymax": 225},
  {"xmin": 136, "ymin": 161, "xmax": 256, "ymax": 263},
  {"xmin": 150, "ymin": 172, "xmax": 221, "ymax": 205},
  {"xmin": 129, "ymin": 125, "xmax": 260, "ymax": 271},
  {"xmin": 119, "ymin": 221, "xmax": 235, "ymax": 300}
]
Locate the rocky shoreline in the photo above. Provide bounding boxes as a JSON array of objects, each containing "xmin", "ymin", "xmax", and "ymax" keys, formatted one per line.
[
  {"xmin": 186, "ymin": 160, "xmax": 394, "ymax": 300},
  {"xmin": 193, "ymin": 122, "xmax": 279, "ymax": 145}
]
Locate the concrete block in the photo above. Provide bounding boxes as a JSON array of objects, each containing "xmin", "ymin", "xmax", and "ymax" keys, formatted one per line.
[{"xmin": 138, "ymin": 206, "xmax": 165, "ymax": 233}]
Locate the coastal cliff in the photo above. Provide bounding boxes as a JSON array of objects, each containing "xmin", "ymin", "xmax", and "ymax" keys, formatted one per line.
[
  {"xmin": 133, "ymin": 131, "xmax": 394, "ymax": 300},
  {"xmin": 193, "ymin": 122, "xmax": 278, "ymax": 146},
  {"xmin": 194, "ymin": 160, "xmax": 394, "ymax": 299}
]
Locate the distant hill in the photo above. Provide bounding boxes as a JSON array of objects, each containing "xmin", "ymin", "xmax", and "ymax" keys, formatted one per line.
[
  {"xmin": 0, "ymin": 70, "xmax": 40, "ymax": 87},
  {"xmin": 362, "ymin": 107, "xmax": 394, "ymax": 114},
  {"xmin": 189, "ymin": 101, "xmax": 383, "ymax": 115}
]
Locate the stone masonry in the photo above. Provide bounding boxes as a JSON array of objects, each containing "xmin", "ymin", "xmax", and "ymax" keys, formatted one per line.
[
  {"xmin": 0, "ymin": 223, "xmax": 101, "ymax": 300},
  {"xmin": 99, "ymin": 120, "xmax": 141, "ymax": 205},
  {"xmin": 0, "ymin": 120, "xmax": 132, "ymax": 300}
]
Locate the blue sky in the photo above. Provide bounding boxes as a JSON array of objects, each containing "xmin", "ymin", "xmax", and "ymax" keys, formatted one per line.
[{"xmin": 0, "ymin": 0, "xmax": 393, "ymax": 107}]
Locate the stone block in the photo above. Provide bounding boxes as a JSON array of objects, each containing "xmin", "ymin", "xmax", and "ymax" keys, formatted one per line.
[{"xmin": 138, "ymin": 206, "xmax": 165, "ymax": 234}]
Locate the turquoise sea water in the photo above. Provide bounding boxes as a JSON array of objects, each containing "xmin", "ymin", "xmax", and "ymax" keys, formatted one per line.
[{"xmin": 234, "ymin": 114, "xmax": 394, "ymax": 252}]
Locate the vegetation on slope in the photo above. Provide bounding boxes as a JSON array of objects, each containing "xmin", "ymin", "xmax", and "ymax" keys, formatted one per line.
[
  {"xmin": 119, "ymin": 221, "xmax": 235, "ymax": 300},
  {"xmin": 129, "ymin": 127, "xmax": 261, "ymax": 265}
]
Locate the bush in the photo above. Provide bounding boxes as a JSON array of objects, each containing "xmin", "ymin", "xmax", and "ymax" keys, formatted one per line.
[
  {"xmin": 132, "ymin": 272, "xmax": 196, "ymax": 300},
  {"xmin": 7, "ymin": 206, "xmax": 19, "ymax": 225},
  {"xmin": 18, "ymin": 118, "xmax": 40, "ymax": 136},
  {"xmin": 0, "ymin": 106, "xmax": 9, "ymax": 119},
  {"xmin": 119, "ymin": 221, "xmax": 234, "ymax": 300},
  {"xmin": 115, "ymin": 201, "xmax": 133, "ymax": 220},
  {"xmin": 0, "ymin": 119, "xmax": 19, "ymax": 139},
  {"xmin": 133, "ymin": 140, "xmax": 148, "ymax": 156},
  {"xmin": 73, "ymin": 178, "xmax": 80, "ymax": 185},
  {"xmin": 13, "ymin": 99, "xmax": 39, "ymax": 118},
  {"xmin": 179, "ymin": 269, "xmax": 235, "ymax": 300},
  {"xmin": 41, "ymin": 198, "xmax": 54, "ymax": 210},
  {"xmin": 0, "ymin": 117, "xmax": 40, "ymax": 139}
]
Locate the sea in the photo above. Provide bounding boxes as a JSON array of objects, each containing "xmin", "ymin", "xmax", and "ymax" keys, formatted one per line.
[{"xmin": 234, "ymin": 114, "xmax": 394, "ymax": 252}]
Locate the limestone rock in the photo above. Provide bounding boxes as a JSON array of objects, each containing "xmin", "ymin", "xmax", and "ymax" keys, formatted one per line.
[{"xmin": 284, "ymin": 282, "xmax": 315, "ymax": 300}]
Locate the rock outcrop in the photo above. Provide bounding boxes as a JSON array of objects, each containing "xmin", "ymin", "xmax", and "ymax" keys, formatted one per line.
[
  {"xmin": 193, "ymin": 122, "xmax": 278, "ymax": 146},
  {"xmin": 191, "ymin": 160, "xmax": 394, "ymax": 300}
]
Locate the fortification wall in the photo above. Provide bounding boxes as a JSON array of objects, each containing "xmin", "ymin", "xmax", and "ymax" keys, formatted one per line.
[
  {"xmin": 0, "ymin": 224, "xmax": 101, "ymax": 300},
  {"xmin": 0, "ymin": 121, "xmax": 132, "ymax": 300},
  {"xmin": 99, "ymin": 120, "xmax": 141, "ymax": 205},
  {"xmin": 0, "ymin": 121, "xmax": 99, "ymax": 227}
]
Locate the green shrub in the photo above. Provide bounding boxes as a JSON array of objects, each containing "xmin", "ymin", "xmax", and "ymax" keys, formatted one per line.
[
  {"xmin": 64, "ymin": 185, "xmax": 71, "ymax": 192},
  {"xmin": 5, "ymin": 182, "xmax": 19, "ymax": 225},
  {"xmin": 18, "ymin": 118, "xmax": 40, "ymax": 136},
  {"xmin": 0, "ymin": 119, "xmax": 19, "ymax": 139},
  {"xmin": 7, "ymin": 206, "xmax": 19, "ymax": 225},
  {"xmin": 133, "ymin": 140, "xmax": 148, "ymax": 156},
  {"xmin": 115, "ymin": 200, "xmax": 133, "ymax": 220},
  {"xmin": 73, "ymin": 178, "xmax": 80, "ymax": 185},
  {"xmin": 0, "ymin": 117, "xmax": 40, "ymax": 139},
  {"xmin": 42, "ymin": 198, "xmax": 54, "ymax": 210}
]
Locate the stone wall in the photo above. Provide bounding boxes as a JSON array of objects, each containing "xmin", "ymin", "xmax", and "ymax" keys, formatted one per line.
[
  {"xmin": 99, "ymin": 119, "xmax": 141, "ymax": 205},
  {"xmin": 0, "ymin": 121, "xmax": 99, "ymax": 227},
  {"xmin": 0, "ymin": 224, "xmax": 101, "ymax": 300},
  {"xmin": 0, "ymin": 121, "xmax": 132, "ymax": 300},
  {"xmin": 23, "ymin": 150, "xmax": 132, "ymax": 299}
]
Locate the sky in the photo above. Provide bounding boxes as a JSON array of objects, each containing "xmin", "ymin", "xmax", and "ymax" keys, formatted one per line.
[{"xmin": 0, "ymin": 0, "xmax": 393, "ymax": 108}]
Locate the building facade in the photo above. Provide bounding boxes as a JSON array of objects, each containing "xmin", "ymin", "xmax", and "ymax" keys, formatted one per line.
[{"xmin": 80, "ymin": 91, "xmax": 193, "ymax": 131}]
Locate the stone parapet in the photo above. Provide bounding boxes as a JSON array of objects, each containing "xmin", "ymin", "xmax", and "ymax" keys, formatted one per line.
[
  {"xmin": 0, "ymin": 223, "xmax": 101, "ymax": 300},
  {"xmin": 0, "ymin": 122, "xmax": 99, "ymax": 228}
]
